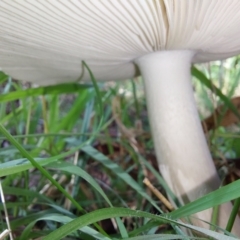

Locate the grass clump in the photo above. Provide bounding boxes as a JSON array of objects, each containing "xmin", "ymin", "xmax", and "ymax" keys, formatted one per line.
[{"xmin": 0, "ymin": 58, "xmax": 240, "ymax": 239}]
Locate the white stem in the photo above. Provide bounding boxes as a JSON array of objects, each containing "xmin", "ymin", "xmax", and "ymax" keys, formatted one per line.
[{"xmin": 135, "ymin": 50, "xmax": 240, "ymax": 233}]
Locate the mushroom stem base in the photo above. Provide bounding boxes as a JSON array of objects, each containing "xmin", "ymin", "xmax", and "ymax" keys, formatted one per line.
[{"xmin": 135, "ymin": 50, "xmax": 240, "ymax": 235}]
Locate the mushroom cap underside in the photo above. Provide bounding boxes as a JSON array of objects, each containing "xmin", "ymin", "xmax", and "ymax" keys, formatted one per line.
[{"xmin": 1, "ymin": 0, "xmax": 240, "ymax": 84}]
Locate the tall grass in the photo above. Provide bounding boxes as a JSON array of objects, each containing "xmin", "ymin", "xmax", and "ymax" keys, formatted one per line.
[{"xmin": 0, "ymin": 58, "xmax": 240, "ymax": 239}]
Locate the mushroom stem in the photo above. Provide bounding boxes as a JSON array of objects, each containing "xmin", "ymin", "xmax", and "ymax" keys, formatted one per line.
[{"xmin": 135, "ymin": 50, "xmax": 240, "ymax": 233}]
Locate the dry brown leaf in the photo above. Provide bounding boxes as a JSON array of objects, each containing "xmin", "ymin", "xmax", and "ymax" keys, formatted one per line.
[{"xmin": 202, "ymin": 96, "xmax": 240, "ymax": 132}]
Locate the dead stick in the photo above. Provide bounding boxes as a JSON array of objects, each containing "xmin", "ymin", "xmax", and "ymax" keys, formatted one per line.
[{"xmin": 143, "ymin": 177, "xmax": 174, "ymax": 211}]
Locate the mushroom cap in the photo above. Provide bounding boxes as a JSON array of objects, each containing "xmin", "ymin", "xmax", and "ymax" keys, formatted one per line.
[{"xmin": 1, "ymin": 0, "xmax": 240, "ymax": 84}]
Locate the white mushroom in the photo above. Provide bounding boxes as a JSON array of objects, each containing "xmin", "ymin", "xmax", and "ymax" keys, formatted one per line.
[{"xmin": 1, "ymin": 0, "xmax": 240, "ymax": 234}]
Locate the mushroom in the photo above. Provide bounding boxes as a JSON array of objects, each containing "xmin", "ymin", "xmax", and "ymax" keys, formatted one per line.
[{"xmin": 1, "ymin": 0, "xmax": 240, "ymax": 234}]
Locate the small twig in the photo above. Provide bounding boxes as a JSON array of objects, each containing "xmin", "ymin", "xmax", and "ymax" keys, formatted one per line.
[
  {"xmin": 28, "ymin": 174, "xmax": 59, "ymax": 210},
  {"xmin": 70, "ymin": 151, "xmax": 79, "ymax": 186},
  {"xmin": 65, "ymin": 151, "xmax": 79, "ymax": 210},
  {"xmin": 0, "ymin": 229, "xmax": 10, "ymax": 240},
  {"xmin": 0, "ymin": 181, "xmax": 13, "ymax": 240},
  {"xmin": 143, "ymin": 177, "xmax": 174, "ymax": 212}
]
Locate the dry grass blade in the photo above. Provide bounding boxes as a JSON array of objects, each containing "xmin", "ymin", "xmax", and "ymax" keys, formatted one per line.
[
  {"xmin": 143, "ymin": 178, "xmax": 174, "ymax": 212},
  {"xmin": 0, "ymin": 181, "xmax": 13, "ymax": 240}
]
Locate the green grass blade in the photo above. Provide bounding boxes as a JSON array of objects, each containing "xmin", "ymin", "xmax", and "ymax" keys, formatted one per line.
[
  {"xmin": 0, "ymin": 123, "xmax": 84, "ymax": 213},
  {"xmin": 82, "ymin": 61, "xmax": 103, "ymax": 116},
  {"xmin": 0, "ymin": 140, "xmax": 98, "ymax": 177},
  {"xmin": 81, "ymin": 63, "xmax": 128, "ymax": 238},
  {"xmin": 125, "ymin": 235, "xmax": 202, "ymax": 240},
  {"xmin": 226, "ymin": 198, "xmax": 240, "ymax": 233},
  {"xmin": 0, "ymin": 71, "xmax": 9, "ymax": 83},
  {"xmin": 191, "ymin": 66, "xmax": 240, "ymax": 120},
  {"xmin": 0, "ymin": 83, "xmax": 91, "ymax": 103},
  {"xmin": 20, "ymin": 214, "xmax": 110, "ymax": 240},
  {"xmin": 82, "ymin": 61, "xmax": 104, "ymax": 137},
  {"xmin": 81, "ymin": 145, "xmax": 162, "ymax": 213},
  {"xmin": 0, "ymin": 157, "xmax": 57, "ymax": 177},
  {"xmin": 42, "ymin": 208, "xmax": 165, "ymax": 240},
  {"xmin": 43, "ymin": 207, "xmax": 238, "ymax": 240},
  {"xmin": 167, "ymin": 180, "xmax": 240, "ymax": 220},
  {"xmin": 48, "ymin": 162, "xmax": 112, "ymax": 207},
  {"xmin": 3, "ymin": 187, "xmax": 55, "ymax": 204}
]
